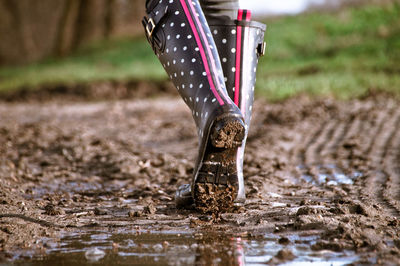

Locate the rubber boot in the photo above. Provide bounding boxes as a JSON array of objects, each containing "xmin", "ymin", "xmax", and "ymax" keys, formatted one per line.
[
  {"xmin": 143, "ymin": 0, "xmax": 246, "ymax": 213},
  {"xmin": 174, "ymin": 9, "xmax": 266, "ymax": 208},
  {"xmin": 208, "ymin": 9, "xmax": 267, "ymax": 203}
]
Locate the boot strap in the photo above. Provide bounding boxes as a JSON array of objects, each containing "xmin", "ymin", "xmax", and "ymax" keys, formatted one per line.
[
  {"xmin": 257, "ymin": 41, "xmax": 266, "ymax": 57},
  {"xmin": 142, "ymin": 2, "xmax": 169, "ymax": 53},
  {"xmin": 235, "ymin": 20, "xmax": 267, "ymax": 58}
]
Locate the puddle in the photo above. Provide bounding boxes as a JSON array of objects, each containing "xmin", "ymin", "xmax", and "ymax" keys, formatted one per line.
[
  {"xmin": 8, "ymin": 163, "xmax": 364, "ymax": 265},
  {"xmin": 25, "ymin": 179, "xmax": 135, "ymax": 201},
  {"xmin": 298, "ymin": 164, "xmax": 362, "ymax": 186},
  {"xmin": 9, "ymin": 229, "xmax": 359, "ymax": 265}
]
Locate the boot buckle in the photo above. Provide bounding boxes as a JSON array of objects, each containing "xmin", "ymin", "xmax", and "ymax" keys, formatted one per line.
[
  {"xmin": 257, "ymin": 42, "xmax": 266, "ymax": 57},
  {"xmin": 146, "ymin": 18, "xmax": 156, "ymax": 37}
]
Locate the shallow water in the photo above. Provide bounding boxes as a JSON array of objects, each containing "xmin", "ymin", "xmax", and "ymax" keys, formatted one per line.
[
  {"xmin": 7, "ymin": 162, "xmax": 365, "ymax": 265},
  {"xmin": 298, "ymin": 164, "xmax": 362, "ymax": 186},
  {"xmin": 10, "ymin": 229, "xmax": 359, "ymax": 265}
]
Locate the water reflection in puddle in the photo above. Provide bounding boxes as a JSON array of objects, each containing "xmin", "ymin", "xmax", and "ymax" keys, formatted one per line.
[
  {"xmin": 298, "ymin": 164, "xmax": 363, "ymax": 186},
  {"xmin": 12, "ymin": 229, "xmax": 359, "ymax": 265},
  {"xmin": 25, "ymin": 179, "xmax": 136, "ymax": 202}
]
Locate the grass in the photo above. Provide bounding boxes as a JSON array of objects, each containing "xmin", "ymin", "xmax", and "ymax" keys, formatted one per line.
[
  {"xmin": 0, "ymin": 2, "xmax": 399, "ymax": 100},
  {"xmin": 258, "ymin": 2, "xmax": 400, "ymax": 100},
  {"xmin": 0, "ymin": 38, "xmax": 166, "ymax": 92}
]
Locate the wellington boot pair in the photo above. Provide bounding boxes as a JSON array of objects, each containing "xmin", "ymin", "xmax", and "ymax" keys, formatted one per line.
[{"xmin": 143, "ymin": 0, "xmax": 266, "ymax": 213}]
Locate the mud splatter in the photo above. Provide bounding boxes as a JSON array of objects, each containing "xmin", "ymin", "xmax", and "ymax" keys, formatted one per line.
[{"xmin": 0, "ymin": 93, "xmax": 399, "ymax": 264}]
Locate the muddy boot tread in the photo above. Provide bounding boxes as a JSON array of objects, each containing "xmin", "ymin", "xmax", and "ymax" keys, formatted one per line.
[{"xmin": 194, "ymin": 117, "xmax": 245, "ymax": 213}]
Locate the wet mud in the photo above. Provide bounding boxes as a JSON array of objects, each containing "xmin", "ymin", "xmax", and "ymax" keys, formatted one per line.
[{"xmin": 0, "ymin": 93, "xmax": 399, "ymax": 264}]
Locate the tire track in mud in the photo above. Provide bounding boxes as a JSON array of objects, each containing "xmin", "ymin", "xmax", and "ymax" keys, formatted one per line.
[
  {"xmin": 308, "ymin": 120, "xmax": 338, "ymax": 166},
  {"xmin": 326, "ymin": 119, "xmax": 350, "ymax": 158},
  {"xmin": 317, "ymin": 120, "xmax": 343, "ymax": 161},
  {"xmin": 296, "ymin": 120, "xmax": 328, "ymax": 185},
  {"xmin": 313, "ymin": 119, "xmax": 349, "ymax": 182},
  {"xmin": 345, "ymin": 103, "xmax": 399, "ymax": 216},
  {"xmin": 297, "ymin": 121, "xmax": 327, "ymax": 166},
  {"xmin": 332, "ymin": 115, "xmax": 361, "ymax": 170},
  {"xmin": 363, "ymin": 108, "xmax": 394, "ymax": 159},
  {"xmin": 294, "ymin": 99, "xmax": 400, "ymax": 217},
  {"xmin": 331, "ymin": 113, "xmax": 357, "ymax": 151},
  {"xmin": 319, "ymin": 115, "xmax": 361, "ymax": 179},
  {"xmin": 301, "ymin": 115, "xmax": 357, "ymax": 184},
  {"xmin": 396, "ymin": 138, "xmax": 400, "ymax": 202},
  {"xmin": 345, "ymin": 104, "xmax": 400, "ymax": 217},
  {"xmin": 354, "ymin": 107, "xmax": 392, "ymax": 210},
  {"xmin": 366, "ymin": 108, "xmax": 400, "ymax": 217},
  {"xmin": 300, "ymin": 119, "xmax": 344, "ymax": 184},
  {"xmin": 339, "ymin": 115, "xmax": 369, "ymax": 199},
  {"xmin": 380, "ymin": 114, "xmax": 400, "ymax": 214}
]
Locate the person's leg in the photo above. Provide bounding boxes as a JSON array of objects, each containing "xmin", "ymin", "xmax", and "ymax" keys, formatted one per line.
[
  {"xmin": 143, "ymin": 0, "xmax": 245, "ymax": 213},
  {"xmin": 173, "ymin": 0, "xmax": 266, "ymax": 208},
  {"xmin": 201, "ymin": 0, "xmax": 267, "ymax": 203},
  {"xmin": 199, "ymin": 0, "xmax": 239, "ymax": 20}
]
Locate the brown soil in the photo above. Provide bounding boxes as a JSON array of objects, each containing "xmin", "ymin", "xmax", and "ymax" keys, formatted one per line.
[
  {"xmin": 0, "ymin": 92, "xmax": 399, "ymax": 263},
  {"xmin": 0, "ymin": 80, "xmax": 175, "ymax": 102}
]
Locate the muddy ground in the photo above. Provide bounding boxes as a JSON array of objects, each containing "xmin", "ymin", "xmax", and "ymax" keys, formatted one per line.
[{"xmin": 0, "ymin": 90, "xmax": 399, "ymax": 264}]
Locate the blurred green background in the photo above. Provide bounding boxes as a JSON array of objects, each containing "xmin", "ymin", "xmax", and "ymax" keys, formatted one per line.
[{"xmin": 0, "ymin": 0, "xmax": 399, "ymax": 101}]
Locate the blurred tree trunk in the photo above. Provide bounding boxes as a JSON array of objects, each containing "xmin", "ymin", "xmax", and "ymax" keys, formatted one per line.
[
  {"xmin": 0, "ymin": 0, "xmax": 66, "ymax": 64},
  {"xmin": 55, "ymin": 0, "xmax": 81, "ymax": 56},
  {"xmin": 2, "ymin": 0, "xmax": 34, "ymax": 61},
  {"xmin": 105, "ymin": 0, "xmax": 118, "ymax": 38},
  {"xmin": 75, "ymin": 0, "xmax": 107, "ymax": 48},
  {"xmin": 0, "ymin": 0, "xmax": 146, "ymax": 66}
]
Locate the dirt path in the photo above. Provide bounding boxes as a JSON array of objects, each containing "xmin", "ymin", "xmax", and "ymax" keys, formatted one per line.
[{"xmin": 0, "ymin": 94, "xmax": 399, "ymax": 264}]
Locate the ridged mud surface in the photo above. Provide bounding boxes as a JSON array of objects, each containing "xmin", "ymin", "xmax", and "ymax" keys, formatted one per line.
[{"xmin": 0, "ymin": 93, "xmax": 399, "ymax": 264}]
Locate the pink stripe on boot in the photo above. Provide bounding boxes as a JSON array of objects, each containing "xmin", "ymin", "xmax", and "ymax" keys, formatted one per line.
[{"xmin": 179, "ymin": 0, "xmax": 225, "ymax": 105}]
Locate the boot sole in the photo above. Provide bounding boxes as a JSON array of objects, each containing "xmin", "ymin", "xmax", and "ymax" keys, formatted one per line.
[{"xmin": 193, "ymin": 116, "xmax": 245, "ymax": 214}]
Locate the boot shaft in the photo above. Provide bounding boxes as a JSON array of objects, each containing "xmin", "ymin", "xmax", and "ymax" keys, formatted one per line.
[
  {"xmin": 143, "ymin": 0, "xmax": 246, "ymax": 134},
  {"xmin": 207, "ymin": 10, "xmax": 266, "ymax": 203},
  {"xmin": 143, "ymin": 2, "xmax": 263, "ymax": 209},
  {"xmin": 207, "ymin": 10, "xmax": 266, "ymax": 125}
]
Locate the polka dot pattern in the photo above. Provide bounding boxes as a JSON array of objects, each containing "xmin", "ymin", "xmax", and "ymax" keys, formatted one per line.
[
  {"xmin": 208, "ymin": 22, "xmax": 266, "ymax": 127},
  {"xmin": 207, "ymin": 18, "xmax": 266, "ymax": 198},
  {"xmin": 146, "ymin": 0, "xmax": 242, "ymax": 131}
]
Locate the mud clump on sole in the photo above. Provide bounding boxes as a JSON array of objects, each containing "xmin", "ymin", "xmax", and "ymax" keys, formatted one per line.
[
  {"xmin": 211, "ymin": 118, "xmax": 244, "ymax": 148},
  {"xmin": 193, "ymin": 116, "xmax": 243, "ymax": 214},
  {"xmin": 194, "ymin": 183, "xmax": 237, "ymax": 214}
]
